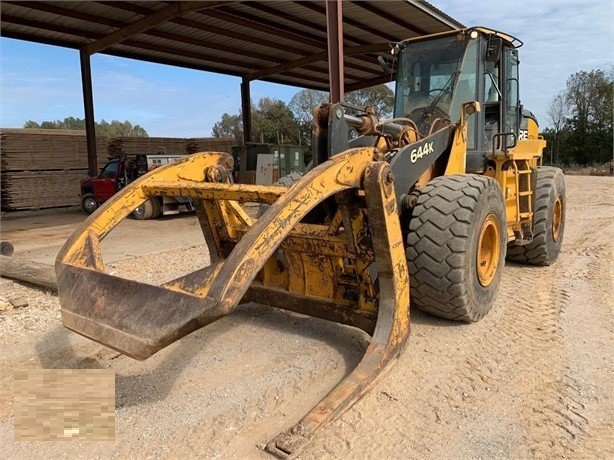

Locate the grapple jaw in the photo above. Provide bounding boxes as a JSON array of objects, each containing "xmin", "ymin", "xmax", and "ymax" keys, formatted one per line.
[{"xmin": 56, "ymin": 149, "xmax": 410, "ymax": 456}]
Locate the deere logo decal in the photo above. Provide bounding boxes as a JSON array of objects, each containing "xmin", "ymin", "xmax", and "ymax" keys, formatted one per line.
[{"xmin": 410, "ymin": 142, "xmax": 434, "ymax": 163}]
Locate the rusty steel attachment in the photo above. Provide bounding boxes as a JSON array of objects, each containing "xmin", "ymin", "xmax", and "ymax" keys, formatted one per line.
[{"xmin": 56, "ymin": 149, "xmax": 410, "ymax": 457}]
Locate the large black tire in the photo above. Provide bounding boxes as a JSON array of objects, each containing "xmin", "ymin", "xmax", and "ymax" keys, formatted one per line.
[
  {"xmin": 257, "ymin": 172, "xmax": 303, "ymax": 217},
  {"xmin": 132, "ymin": 199, "xmax": 154, "ymax": 220},
  {"xmin": 81, "ymin": 193, "xmax": 98, "ymax": 214},
  {"xmin": 406, "ymin": 175, "xmax": 507, "ymax": 322},
  {"xmin": 506, "ymin": 166, "xmax": 565, "ymax": 266}
]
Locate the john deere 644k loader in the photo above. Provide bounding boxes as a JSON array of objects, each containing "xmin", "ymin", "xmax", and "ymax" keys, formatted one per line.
[{"xmin": 56, "ymin": 27, "xmax": 565, "ymax": 456}]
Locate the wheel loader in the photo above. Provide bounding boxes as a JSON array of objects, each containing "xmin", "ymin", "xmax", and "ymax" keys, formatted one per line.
[{"xmin": 55, "ymin": 27, "xmax": 565, "ymax": 457}]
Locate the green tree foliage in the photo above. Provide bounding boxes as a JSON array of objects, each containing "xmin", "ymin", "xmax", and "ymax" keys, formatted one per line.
[
  {"xmin": 288, "ymin": 85, "xmax": 394, "ymax": 120},
  {"xmin": 23, "ymin": 117, "xmax": 148, "ymax": 137},
  {"xmin": 212, "ymin": 98, "xmax": 299, "ymax": 144},
  {"xmin": 212, "ymin": 85, "xmax": 395, "ymax": 148},
  {"xmin": 252, "ymin": 98, "xmax": 300, "ymax": 144},
  {"xmin": 211, "ymin": 113, "xmax": 242, "ymax": 140},
  {"xmin": 345, "ymin": 85, "xmax": 395, "ymax": 119},
  {"xmin": 544, "ymin": 69, "xmax": 612, "ymax": 166}
]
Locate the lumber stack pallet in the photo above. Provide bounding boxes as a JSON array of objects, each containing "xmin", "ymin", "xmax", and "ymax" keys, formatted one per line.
[
  {"xmin": 106, "ymin": 137, "xmax": 234, "ymax": 157},
  {"xmin": 1, "ymin": 129, "xmax": 108, "ymax": 211},
  {"xmin": 1, "ymin": 128, "xmax": 234, "ymax": 211}
]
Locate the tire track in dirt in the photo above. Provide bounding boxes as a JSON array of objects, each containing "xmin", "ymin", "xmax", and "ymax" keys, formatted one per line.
[
  {"xmin": 262, "ymin": 178, "xmax": 611, "ymax": 458},
  {"xmin": 303, "ymin": 258, "xmax": 575, "ymax": 459}
]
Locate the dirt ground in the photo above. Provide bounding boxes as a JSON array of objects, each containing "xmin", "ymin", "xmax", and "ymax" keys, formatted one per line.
[{"xmin": 0, "ymin": 175, "xmax": 612, "ymax": 459}]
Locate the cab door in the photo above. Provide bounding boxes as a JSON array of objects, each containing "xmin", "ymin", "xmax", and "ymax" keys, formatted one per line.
[
  {"xmin": 95, "ymin": 161, "xmax": 119, "ymax": 202},
  {"xmin": 502, "ymin": 46, "xmax": 520, "ymax": 142}
]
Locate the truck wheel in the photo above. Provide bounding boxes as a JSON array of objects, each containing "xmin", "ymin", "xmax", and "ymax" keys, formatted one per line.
[
  {"xmin": 82, "ymin": 193, "xmax": 98, "ymax": 214},
  {"xmin": 151, "ymin": 198, "xmax": 162, "ymax": 219},
  {"xmin": 406, "ymin": 174, "xmax": 506, "ymax": 322},
  {"xmin": 506, "ymin": 166, "xmax": 565, "ymax": 266},
  {"xmin": 132, "ymin": 199, "xmax": 154, "ymax": 220}
]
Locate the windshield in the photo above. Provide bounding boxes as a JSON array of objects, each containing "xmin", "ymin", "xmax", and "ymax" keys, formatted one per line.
[
  {"xmin": 394, "ymin": 35, "xmax": 467, "ymax": 121},
  {"xmin": 99, "ymin": 161, "xmax": 118, "ymax": 179}
]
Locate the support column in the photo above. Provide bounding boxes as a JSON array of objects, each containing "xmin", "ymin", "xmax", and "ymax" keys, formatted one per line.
[
  {"xmin": 326, "ymin": 0, "xmax": 344, "ymax": 103},
  {"xmin": 240, "ymin": 77, "xmax": 251, "ymax": 183},
  {"xmin": 80, "ymin": 49, "xmax": 97, "ymax": 176}
]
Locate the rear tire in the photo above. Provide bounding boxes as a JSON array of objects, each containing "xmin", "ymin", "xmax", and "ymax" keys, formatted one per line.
[
  {"xmin": 132, "ymin": 199, "xmax": 154, "ymax": 220},
  {"xmin": 82, "ymin": 193, "xmax": 98, "ymax": 214},
  {"xmin": 406, "ymin": 174, "xmax": 506, "ymax": 322},
  {"xmin": 151, "ymin": 198, "xmax": 162, "ymax": 219},
  {"xmin": 506, "ymin": 167, "xmax": 565, "ymax": 266}
]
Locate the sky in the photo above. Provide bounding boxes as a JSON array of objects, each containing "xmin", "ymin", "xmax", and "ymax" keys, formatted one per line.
[{"xmin": 0, "ymin": 0, "xmax": 612, "ymax": 137}]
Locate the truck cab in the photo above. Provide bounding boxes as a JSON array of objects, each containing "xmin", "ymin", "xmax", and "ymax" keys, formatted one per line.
[{"xmin": 80, "ymin": 157, "xmax": 134, "ymax": 214}]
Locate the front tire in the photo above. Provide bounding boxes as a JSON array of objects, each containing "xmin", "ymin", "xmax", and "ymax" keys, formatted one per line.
[
  {"xmin": 506, "ymin": 167, "xmax": 565, "ymax": 265},
  {"xmin": 81, "ymin": 193, "xmax": 98, "ymax": 214},
  {"xmin": 406, "ymin": 175, "xmax": 507, "ymax": 322}
]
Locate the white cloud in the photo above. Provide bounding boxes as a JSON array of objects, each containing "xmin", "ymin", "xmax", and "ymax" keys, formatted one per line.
[{"xmin": 434, "ymin": 0, "xmax": 613, "ymax": 127}]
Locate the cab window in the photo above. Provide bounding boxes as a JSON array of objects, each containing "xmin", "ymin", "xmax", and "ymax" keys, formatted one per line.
[{"xmin": 99, "ymin": 161, "xmax": 118, "ymax": 179}]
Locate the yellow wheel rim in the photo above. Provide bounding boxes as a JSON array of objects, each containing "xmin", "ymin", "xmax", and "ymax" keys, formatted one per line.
[
  {"xmin": 477, "ymin": 214, "xmax": 500, "ymax": 287},
  {"xmin": 552, "ymin": 195, "xmax": 563, "ymax": 242}
]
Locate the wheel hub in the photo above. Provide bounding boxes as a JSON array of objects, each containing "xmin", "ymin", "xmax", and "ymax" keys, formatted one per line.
[
  {"xmin": 552, "ymin": 194, "xmax": 563, "ymax": 242},
  {"xmin": 477, "ymin": 214, "xmax": 500, "ymax": 287}
]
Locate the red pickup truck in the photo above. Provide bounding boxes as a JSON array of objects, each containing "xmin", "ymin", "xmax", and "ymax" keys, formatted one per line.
[{"xmin": 80, "ymin": 153, "xmax": 194, "ymax": 219}]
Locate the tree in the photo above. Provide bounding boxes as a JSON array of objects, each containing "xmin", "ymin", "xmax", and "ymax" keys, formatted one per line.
[
  {"xmin": 252, "ymin": 98, "xmax": 300, "ymax": 144},
  {"xmin": 563, "ymin": 69, "xmax": 613, "ymax": 165},
  {"xmin": 345, "ymin": 84, "xmax": 395, "ymax": 119},
  {"xmin": 211, "ymin": 98, "xmax": 300, "ymax": 145},
  {"xmin": 289, "ymin": 85, "xmax": 395, "ymax": 121},
  {"xmin": 545, "ymin": 92, "xmax": 568, "ymax": 164},
  {"xmin": 23, "ymin": 117, "xmax": 148, "ymax": 137},
  {"xmin": 97, "ymin": 119, "xmax": 148, "ymax": 138},
  {"xmin": 212, "ymin": 113, "xmax": 242, "ymax": 141},
  {"xmin": 288, "ymin": 89, "xmax": 328, "ymax": 124},
  {"xmin": 288, "ymin": 89, "xmax": 328, "ymax": 146}
]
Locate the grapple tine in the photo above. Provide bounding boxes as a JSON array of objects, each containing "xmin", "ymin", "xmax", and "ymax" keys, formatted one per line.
[
  {"xmin": 58, "ymin": 265, "xmax": 222, "ymax": 360},
  {"xmin": 265, "ymin": 161, "xmax": 410, "ymax": 457}
]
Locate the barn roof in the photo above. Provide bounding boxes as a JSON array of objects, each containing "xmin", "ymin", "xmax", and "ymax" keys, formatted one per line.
[{"xmin": 1, "ymin": 1, "xmax": 463, "ymax": 91}]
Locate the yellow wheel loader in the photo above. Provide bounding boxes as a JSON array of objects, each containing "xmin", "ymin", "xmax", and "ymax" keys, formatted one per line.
[{"xmin": 56, "ymin": 27, "xmax": 565, "ymax": 457}]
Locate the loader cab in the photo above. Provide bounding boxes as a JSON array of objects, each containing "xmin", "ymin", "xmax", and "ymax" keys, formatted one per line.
[{"xmin": 394, "ymin": 28, "xmax": 523, "ymax": 172}]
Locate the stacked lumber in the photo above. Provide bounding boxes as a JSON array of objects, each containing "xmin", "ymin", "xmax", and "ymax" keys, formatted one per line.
[
  {"xmin": 1, "ymin": 129, "xmax": 107, "ymax": 210},
  {"xmin": 106, "ymin": 137, "xmax": 233, "ymax": 157},
  {"xmin": 1, "ymin": 129, "xmax": 108, "ymax": 171},
  {"xmin": 1, "ymin": 129, "xmax": 235, "ymax": 211},
  {"xmin": 1, "ymin": 170, "xmax": 87, "ymax": 210}
]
